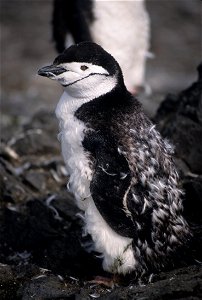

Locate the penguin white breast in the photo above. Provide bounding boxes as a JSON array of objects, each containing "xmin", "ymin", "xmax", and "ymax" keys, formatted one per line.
[
  {"xmin": 55, "ymin": 91, "xmax": 93, "ymax": 211},
  {"xmin": 85, "ymin": 200, "xmax": 137, "ymax": 274}
]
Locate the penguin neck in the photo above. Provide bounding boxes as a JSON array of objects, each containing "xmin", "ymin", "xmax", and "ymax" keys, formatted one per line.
[
  {"xmin": 55, "ymin": 76, "xmax": 125, "ymax": 120},
  {"xmin": 74, "ymin": 83, "xmax": 133, "ymax": 128}
]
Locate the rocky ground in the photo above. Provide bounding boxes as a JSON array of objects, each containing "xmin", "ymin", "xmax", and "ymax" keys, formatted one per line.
[{"xmin": 1, "ymin": 0, "xmax": 202, "ymax": 299}]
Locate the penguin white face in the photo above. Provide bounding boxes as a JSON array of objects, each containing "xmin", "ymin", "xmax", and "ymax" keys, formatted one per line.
[
  {"xmin": 38, "ymin": 61, "xmax": 110, "ymax": 87},
  {"xmin": 38, "ymin": 42, "xmax": 124, "ymax": 99}
]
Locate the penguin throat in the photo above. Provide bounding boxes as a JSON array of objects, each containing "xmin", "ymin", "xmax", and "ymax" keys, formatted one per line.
[{"xmin": 63, "ymin": 74, "xmax": 117, "ymax": 101}]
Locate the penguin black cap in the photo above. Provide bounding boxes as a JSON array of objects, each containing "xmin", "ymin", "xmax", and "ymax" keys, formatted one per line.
[{"xmin": 53, "ymin": 42, "xmax": 121, "ymax": 77}]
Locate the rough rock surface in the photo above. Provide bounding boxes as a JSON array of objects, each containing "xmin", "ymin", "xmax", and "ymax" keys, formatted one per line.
[
  {"xmin": 1, "ymin": 66, "xmax": 202, "ymax": 299},
  {"xmin": 155, "ymin": 64, "xmax": 202, "ymax": 264}
]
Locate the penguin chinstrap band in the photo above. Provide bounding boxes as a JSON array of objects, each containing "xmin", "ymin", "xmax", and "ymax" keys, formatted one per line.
[{"xmin": 38, "ymin": 42, "xmax": 190, "ymax": 278}]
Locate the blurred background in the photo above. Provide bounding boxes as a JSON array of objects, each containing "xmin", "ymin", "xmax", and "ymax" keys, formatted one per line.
[{"xmin": 1, "ymin": 0, "xmax": 201, "ymax": 140}]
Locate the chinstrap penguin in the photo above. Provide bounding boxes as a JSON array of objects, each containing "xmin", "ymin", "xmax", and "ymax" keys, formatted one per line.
[
  {"xmin": 52, "ymin": 0, "xmax": 150, "ymax": 93},
  {"xmin": 38, "ymin": 42, "xmax": 190, "ymax": 281}
]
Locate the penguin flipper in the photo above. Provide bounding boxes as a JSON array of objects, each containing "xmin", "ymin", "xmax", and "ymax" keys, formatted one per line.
[{"xmin": 83, "ymin": 132, "xmax": 136, "ymax": 238}]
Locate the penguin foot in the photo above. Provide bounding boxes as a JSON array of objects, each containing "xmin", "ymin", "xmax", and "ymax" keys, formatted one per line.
[{"xmin": 88, "ymin": 275, "xmax": 120, "ymax": 288}]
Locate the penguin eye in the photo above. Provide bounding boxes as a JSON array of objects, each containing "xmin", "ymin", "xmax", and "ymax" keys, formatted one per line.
[{"xmin": 80, "ymin": 65, "xmax": 88, "ymax": 71}]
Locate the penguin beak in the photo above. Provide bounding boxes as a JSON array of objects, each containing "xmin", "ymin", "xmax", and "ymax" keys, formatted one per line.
[{"xmin": 38, "ymin": 65, "xmax": 66, "ymax": 78}]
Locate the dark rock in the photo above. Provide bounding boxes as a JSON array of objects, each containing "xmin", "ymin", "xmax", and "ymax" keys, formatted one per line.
[
  {"xmin": 18, "ymin": 274, "xmax": 78, "ymax": 300},
  {"xmin": 0, "ymin": 158, "xmax": 31, "ymax": 204},
  {"xmin": 156, "ymin": 63, "xmax": 202, "ymax": 126},
  {"xmin": 11, "ymin": 128, "xmax": 59, "ymax": 156},
  {"xmin": 5, "ymin": 111, "xmax": 60, "ymax": 157},
  {"xmin": 23, "ymin": 170, "xmax": 47, "ymax": 191},
  {"xmin": 0, "ymin": 198, "xmax": 102, "ymax": 280},
  {"xmin": 183, "ymin": 177, "xmax": 202, "ymax": 224},
  {"xmin": 24, "ymin": 111, "xmax": 59, "ymax": 135},
  {"xmin": 164, "ymin": 116, "xmax": 202, "ymax": 173},
  {"xmin": 155, "ymin": 64, "xmax": 202, "ymax": 264},
  {"xmin": 100, "ymin": 265, "xmax": 202, "ymax": 300},
  {"xmin": 155, "ymin": 63, "xmax": 202, "ymax": 175},
  {"xmin": 183, "ymin": 176, "xmax": 202, "ymax": 263},
  {"xmin": 51, "ymin": 192, "xmax": 80, "ymax": 221},
  {"xmin": 0, "ymin": 263, "xmax": 19, "ymax": 300},
  {"xmin": 0, "ymin": 111, "xmax": 68, "ymax": 204},
  {"xmin": 1, "ymin": 262, "xmax": 202, "ymax": 300}
]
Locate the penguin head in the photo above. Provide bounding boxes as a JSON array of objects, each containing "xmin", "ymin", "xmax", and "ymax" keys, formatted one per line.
[{"xmin": 38, "ymin": 42, "xmax": 125, "ymax": 98}]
